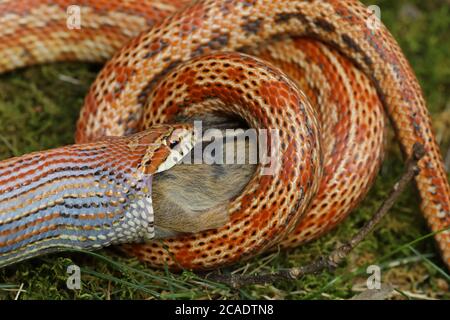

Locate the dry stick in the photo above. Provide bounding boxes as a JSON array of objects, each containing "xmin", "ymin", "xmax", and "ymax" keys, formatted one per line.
[{"xmin": 206, "ymin": 143, "xmax": 426, "ymax": 288}]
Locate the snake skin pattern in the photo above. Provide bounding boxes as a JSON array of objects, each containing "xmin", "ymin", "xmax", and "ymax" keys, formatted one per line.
[
  {"xmin": 0, "ymin": 0, "xmax": 449, "ymax": 270},
  {"xmin": 0, "ymin": 124, "xmax": 196, "ymax": 266}
]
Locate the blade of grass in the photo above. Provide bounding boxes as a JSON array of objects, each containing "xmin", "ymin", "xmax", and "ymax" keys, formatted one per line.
[
  {"xmin": 81, "ymin": 267, "xmax": 161, "ymax": 298},
  {"xmin": 406, "ymin": 246, "xmax": 450, "ymax": 281}
]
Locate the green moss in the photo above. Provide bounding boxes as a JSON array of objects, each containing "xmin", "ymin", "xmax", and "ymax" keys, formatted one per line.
[{"xmin": 0, "ymin": 1, "xmax": 449, "ymax": 300}]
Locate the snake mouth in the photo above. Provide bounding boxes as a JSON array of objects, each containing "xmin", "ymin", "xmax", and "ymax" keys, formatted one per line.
[{"xmin": 155, "ymin": 127, "xmax": 196, "ymax": 174}]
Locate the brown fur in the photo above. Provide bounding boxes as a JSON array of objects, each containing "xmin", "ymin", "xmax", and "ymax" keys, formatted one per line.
[{"xmin": 152, "ymin": 115, "xmax": 256, "ymax": 237}]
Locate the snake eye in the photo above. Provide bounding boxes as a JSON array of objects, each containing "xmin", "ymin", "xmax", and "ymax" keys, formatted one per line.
[{"xmin": 169, "ymin": 140, "xmax": 180, "ymax": 149}]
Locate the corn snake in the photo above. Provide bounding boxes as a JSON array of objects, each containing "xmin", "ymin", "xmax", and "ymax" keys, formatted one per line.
[{"xmin": 0, "ymin": 0, "xmax": 448, "ymax": 270}]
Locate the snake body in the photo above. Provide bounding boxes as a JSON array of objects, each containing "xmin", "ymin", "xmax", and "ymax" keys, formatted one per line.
[
  {"xmin": 0, "ymin": 0, "xmax": 449, "ymax": 270},
  {"xmin": 0, "ymin": 125, "xmax": 196, "ymax": 266}
]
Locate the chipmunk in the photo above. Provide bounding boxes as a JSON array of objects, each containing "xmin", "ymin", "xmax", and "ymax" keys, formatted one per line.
[{"xmin": 152, "ymin": 115, "xmax": 256, "ymax": 237}]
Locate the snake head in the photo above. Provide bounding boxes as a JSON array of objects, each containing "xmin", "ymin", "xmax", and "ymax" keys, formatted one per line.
[{"xmin": 134, "ymin": 124, "xmax": 196, "ymax": 176}]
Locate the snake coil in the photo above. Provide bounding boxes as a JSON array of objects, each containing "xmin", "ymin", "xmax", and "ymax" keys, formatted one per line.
[{"xmin": 0, "ymin": 0, "xmax": 448, "ymax": 270}]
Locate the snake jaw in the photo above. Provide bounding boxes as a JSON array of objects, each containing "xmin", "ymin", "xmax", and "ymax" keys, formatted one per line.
[
  {"xmin": 154, "ymin": 125, "xmax": 196, "ymax": 174},
  {"xmin": 122, "ymin": 125, "xmax": 197, "ymax": 240},
  {"xmin": 131, "ymin": 124, "xmax": 195, "ymax": 176},
  {"xmin": 117, "ymin": 175, "xmax": 156, "ymax": 242}
]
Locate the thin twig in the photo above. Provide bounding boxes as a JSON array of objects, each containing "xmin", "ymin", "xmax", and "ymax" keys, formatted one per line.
[{"xmin": 206, "ymin": 143, "xmax": 426, "ymax": 288}]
